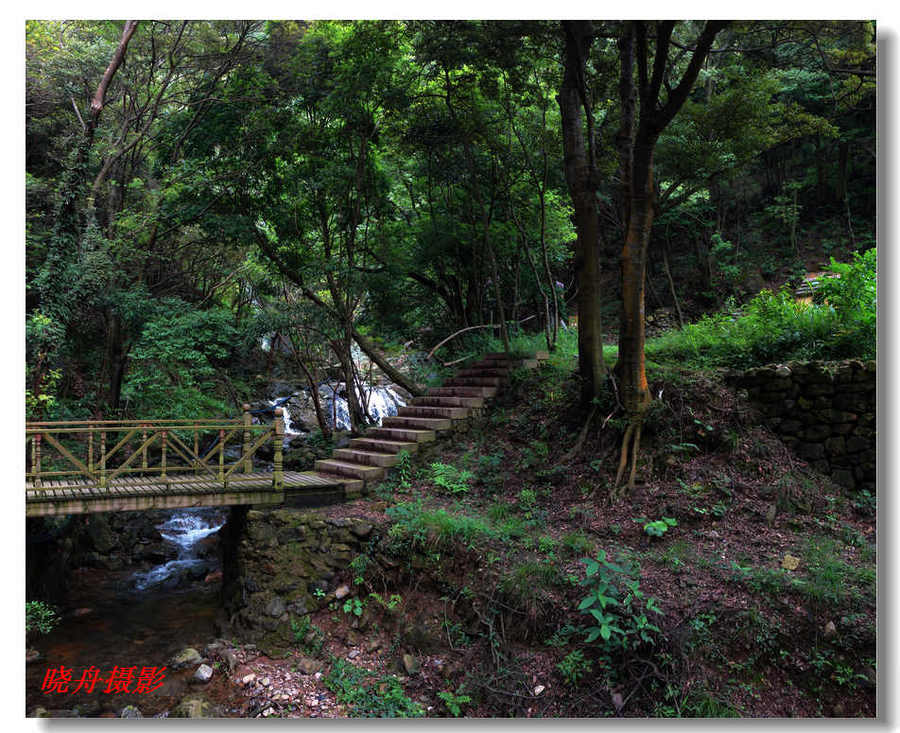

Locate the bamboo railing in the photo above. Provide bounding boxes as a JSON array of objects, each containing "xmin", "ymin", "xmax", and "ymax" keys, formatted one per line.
[{"xmin": 26, "ymin": 406, "xmax": 285, "ymax": 492}]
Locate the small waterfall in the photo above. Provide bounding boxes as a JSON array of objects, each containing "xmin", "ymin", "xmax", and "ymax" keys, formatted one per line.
[
  {"xmin": 132, "ymin": 509, "xmax": 226, "ymax": 591},
  {"xmin": 320, "ymin": 383, "xmax": 405, "ymax": 430}
]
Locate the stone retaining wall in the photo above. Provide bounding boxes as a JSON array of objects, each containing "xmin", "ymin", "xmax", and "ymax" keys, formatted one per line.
[
  {"xmin": 733, "ymin": 360, "xmax": 875, "ymax": 491},
  {"xmin": 221, "ymin": 507, "xmax": 379, "ymax": 656}
]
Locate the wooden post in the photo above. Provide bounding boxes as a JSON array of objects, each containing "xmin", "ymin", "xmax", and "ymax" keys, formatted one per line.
[
  {"xmin": 99, "ymin": 431, "xmax": 107, "ymax": 488},
  {"xmin": 194, "ymin": 429, "xmax": 199, "ymax": 476},
  {"xmin": 142, "ymin": 425, "xmax": 148, "ymax": 472},
  {"xmin": 273, "ymin": 407, "xmax": 284, "ymax": 489},
  {"xmin": 160, "ymin": 430, "xmax": 167, "ymax": 481},
  {"xmin": 242, "ymin": 404, "xmax": 252, "ymax": 474},
  {"xmin": 218, "ymin": 429, "xmax": 225, "ymax": 484},
  {"xmin": 33, "ymin": 434, "xmax": 42, "ymax": 489},
  {"xmin": 88, "ymin": 430, "xmax": 94, "ymax": 477}
]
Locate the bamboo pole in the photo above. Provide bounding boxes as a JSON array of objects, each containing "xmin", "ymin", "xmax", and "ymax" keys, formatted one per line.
[
  {"xmin": 242, "ymin": 404, "xmax": 252, "ymax": 474},
  {"xmin": 160, "ymin": 431, "xmax": 167, "ymax": 481},
  {"xmin": 99, "ymin": 431, "xmax": 107, "ymax": 487},
  {"xmin": 273, "ymin": 408, "xmax": 284, "ymax": 490},
  {"xmin": 34, "ymin": 434, "xmax": 42, "ymax": 488},
  {"xmin": 218, "ymin": 429, "xmax": 225, "ymax": 484}
]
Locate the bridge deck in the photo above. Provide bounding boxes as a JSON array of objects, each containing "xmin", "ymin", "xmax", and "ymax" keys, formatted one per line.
[{"xmin": 25, "ymin": 471, "xmax": 356, "ymax": 517}]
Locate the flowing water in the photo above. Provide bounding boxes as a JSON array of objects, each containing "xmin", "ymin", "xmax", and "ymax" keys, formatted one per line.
[
  {"xmin": 132, "ymin": 510, "xmax": 226, "ymax": 591},
  {"xmin": 26, "ymin": 508, "xmax": 234, "ymax": 717},
  {"xmin": 271, "ymin": 383, "xmax": 406, "ymax": 436}
]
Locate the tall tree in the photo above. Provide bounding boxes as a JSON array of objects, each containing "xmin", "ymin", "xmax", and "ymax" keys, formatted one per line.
[
  {"xmin": 613, "ymin": 20, "xmax": 729, "ymax": 496},
  {"xmin": 559, "ymin": 20, "xmax": 609, "ymax": 403}
]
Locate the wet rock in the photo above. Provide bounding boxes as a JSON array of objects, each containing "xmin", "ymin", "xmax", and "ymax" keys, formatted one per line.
[
  {"xmin": 242, "ymin": 673, "xmax": 257, "ymax": 685},
  {"xmin": 297, "ymin": 658, "xmax": 324, "ymax": 675},
  {"xmin": 169, "ymin": 647, "xmax": 203, "ymax": 670},
  {"xmin": 823, "ymin": 621, "xmax": 838, "ymax": 640},
  {"xmin": 87, "ymin": 516, "xmax": 118, "ymax": 554},
  {"xmin": 347, "ymin": 649, "xmax": 360, "ymax": 659},
  {"xmin": 402, "ymin": 654, "xmax": 420, "ymax": 675},
  {"xmin": 334, "ymin": 585, "xmax": 351, "ymax": 600},
  {"xmin": 192, "ymin": 664, "xmax": 214, "ymax": 684},
  {"xmin": 221, "ymin": 649, "xmax": 239, "ymax": 673},
  {"xmin": 171, "ymin": 697, "xmax": 211, "ymax": 718},
  {"xmin": 119, "ymin": 705, "xmax": 143, "ymax": 718},
  {"xmin": 266, "ymin": 597, "xmax": 286, "ymax": 618}
]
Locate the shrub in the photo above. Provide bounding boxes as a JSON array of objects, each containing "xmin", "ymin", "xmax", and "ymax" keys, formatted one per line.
[
  {"xmin": 324, "ymin": 658, "xmax": 424, "ymax": 717},
  {"xmin": 430, "ymin": 463, "xmax": 474, "ymax": 494},
  {"xmin": 26, "ymin": 600, "xmax": 59, "ymax": 635},
  {"xmin": 647, "ymin": 250, "xmax": 876, "ymax": 369},
  {"xmin": 576, "ymin": 551, "xmax": 664, "ymax": 651}
]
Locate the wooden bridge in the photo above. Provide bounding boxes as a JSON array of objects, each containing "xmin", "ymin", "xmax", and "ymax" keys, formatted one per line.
[
  {"xmin": 26, "ymin": 351, "xmax": 549, "ymax": 517},
  {"xmin": 25, "ymin": 407, "xmax": 359, "ymax": 517}
]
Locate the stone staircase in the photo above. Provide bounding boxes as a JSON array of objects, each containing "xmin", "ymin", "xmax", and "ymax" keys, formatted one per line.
[{"xmin": 310, "ymin": 351, "xmax": 548, "ymax": 496}]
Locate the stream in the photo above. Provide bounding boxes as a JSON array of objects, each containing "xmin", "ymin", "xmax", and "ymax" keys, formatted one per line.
[{"xmin": 26, "ymin": 508, "xmax": 235, "ymax": 717}]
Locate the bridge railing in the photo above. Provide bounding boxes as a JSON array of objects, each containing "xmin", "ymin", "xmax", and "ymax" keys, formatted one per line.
[{"xmin": 26, "ymin": 406, "xmax": 286, "ymax": 492}]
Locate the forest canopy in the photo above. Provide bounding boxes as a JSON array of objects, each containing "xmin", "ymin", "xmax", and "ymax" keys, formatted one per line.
[{"xmin": 25, "ymin": 19, "xmax": 875, "ymax": 431}]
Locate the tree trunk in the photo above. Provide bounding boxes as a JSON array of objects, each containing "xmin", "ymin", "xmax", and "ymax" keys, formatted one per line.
[
  {"xmin": 619, "ymin": 146, "xmax": 654, "ymax": 424},
  {"xmin": 351, "ymin": 328, "xmax": 421, "ymax": 396},
  {"xmin": 559, "ymin": 20, "xmax": 607, "ymax": 404}
]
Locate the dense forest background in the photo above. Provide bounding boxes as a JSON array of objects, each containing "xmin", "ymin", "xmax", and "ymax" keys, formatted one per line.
[{"xmin": 25, "ymin": 19, "xmax": 875, "ymax": 428}]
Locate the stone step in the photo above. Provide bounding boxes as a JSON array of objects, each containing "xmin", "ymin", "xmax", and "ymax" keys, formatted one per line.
[
  {"xmin": 332, "ymin": 448, "xmax": 398, "ymax": 467},
  {"xmin": 398, "ymin": 405, "xmax": 470, "ymax": 420},
  {"xmin": 366, "ymin": 427, "xmax": 436, "ymax": 443},
  {"xmin": 412, "ymin": 395, "xmax": 484, "ymax": 408},
  {"xmin": 349, "ymin": 437, "xmax": 419, "ymax": 454},
  {"xmin": 455, "ymin": 367, "xmax": 511, "ymax": 378},
  {"xmin": 312, "ymin": 472, "xmax": 364, "ymax": 495},
  {"xmin": 314, "ymin": 459, "xmax": 385, "ymax": 482},
  {"xmin": 428, "ymin": 386, "xmax": 497, "ymax": 398},
  {"xmin": 443, "ymin": 376, "xmax": 503, "ymax": 387},
  {"xmin": 382, "ymin": 415, "xmax": 453, "ymax": 431}
]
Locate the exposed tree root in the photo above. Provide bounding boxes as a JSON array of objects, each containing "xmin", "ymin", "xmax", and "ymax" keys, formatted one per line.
[
  {"xmin": 613, "ymin": 418, "xmax": 643, "ymax": 501},
  {"xmin": 555, "ymin": 405, "xmax": 598, "ymax": 467}
]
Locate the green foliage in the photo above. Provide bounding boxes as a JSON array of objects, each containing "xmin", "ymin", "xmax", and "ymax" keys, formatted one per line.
[
  {"xmin": 290, "ymin": 615, "xmax": 325, "ymax": 657},
  {"xmin": 646, "ymin": 258, "xmax": 876, "ymax": 369},
  {"xmin": 517, "ymin": 488, "xmax": 538, "ymax": 518},
  {"xmin": 561, "ymin": 531, "xmax": 594, "ymax": 557},
  {"xmin": 385, "ymin": 500, "xmax": 502, "ymax": 553},
  {"xmin": 430, "ymin": 462, "xmax": 474, "ymax": 494},
  {"xmin": 437, "ymin": 689, "xmax": 472, "ymax": 717},
  {"xmin": 556, "ymin": 649, "xmax": 592, "ymax": 687},
  {"xmin": 815, "ymin": 248, "xmax": 876, "ymax": 356},
  {"xmin": 368, "ymin": 592, "xmax": 403, "ymax": 612},
  {"xmin": 324, "ymin": 658, "xmax": 424, "ymax": 717},
  {"xmin": 474, "ymin": 451, "xmax": 505, "ymax": 492},
  {"xmin": 644, "ymin": 517, "xmax": 678, "ymax": 538},
  {"xmin": 577, "ymin": 551, "xmax": 664, "ymax": 651},
  {"xmin": 342, "ymin": 598, "xmax": 365, "ymax": 617},
  {"xmin": 394, "ymin": 450, "xmax": 413, "ymax": 489},
  {"xmin": 26, "ymin": 601, "xmax": 59, "ymax": 635},
  {"xmin": 121, "ymin": 301, "xmax": 238, "ymax": 418},
  {"xmin": 350, "ymin": 554, "xmax": 369, "ymax": 585}
]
